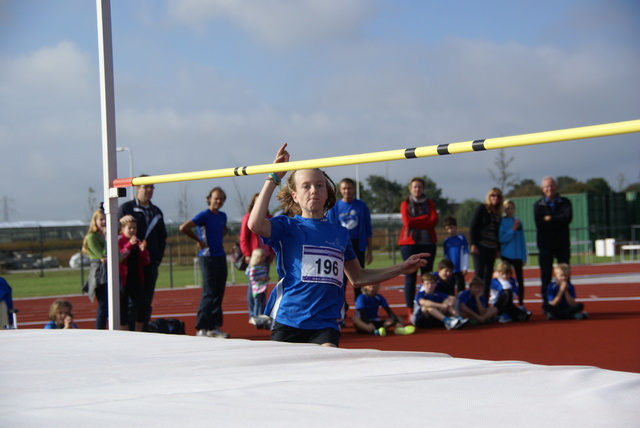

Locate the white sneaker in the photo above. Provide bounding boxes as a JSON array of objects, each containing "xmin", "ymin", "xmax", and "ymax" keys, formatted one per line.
[
  {"xmin": 196, "ymin": 329, "xmax": 209, "ymax": 337},
  {"xmin": 208, "ymin": 328, "xmax": 230, "ymax": 338},
  {"xmin": 248, "ymin": 317, "xmax": 257, "ymax": 326}
]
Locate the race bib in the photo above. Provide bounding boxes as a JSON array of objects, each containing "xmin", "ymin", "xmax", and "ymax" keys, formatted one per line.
[{"xmin": 300, "ymin": 245, "xmax": 344, "ymax": 287}]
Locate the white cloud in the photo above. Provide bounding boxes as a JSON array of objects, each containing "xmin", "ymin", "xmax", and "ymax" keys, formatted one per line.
[{"xmin": 167, "ymin": 0, "xmax": 378, "ymax": 48}]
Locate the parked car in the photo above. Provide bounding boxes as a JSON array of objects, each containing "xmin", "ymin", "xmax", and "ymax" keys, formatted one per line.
[
  {"xmin": 69, "ymin": 252, "xmax": 90, "ymax": 268},
  {"xmin": 33, "ymin": 256, "xmax": 60, "ymax": 269}
]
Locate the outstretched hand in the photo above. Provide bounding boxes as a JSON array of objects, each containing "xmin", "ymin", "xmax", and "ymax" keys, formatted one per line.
[
  {"xmin": 400, "ymin": 252, "xmax": 431, "ymax": 274},
  {"xmin": 273, "ymin": 143, "xmax": 290, "ymax": 181}
]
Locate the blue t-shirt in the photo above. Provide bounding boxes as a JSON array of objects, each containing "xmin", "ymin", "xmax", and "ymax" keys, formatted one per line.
[
  {"xmin": 355, "ymin": 293, "xmax": 389, "ymax": 322},
  {"xmin": 433, "ymin": 271, "xmax": 456, "ymax": 296},
  {"xmin": 263, "ymin": 215, "xmax": 356, "ymax": 331},
  {"xmin": 327, "ymin": 199, "xmax": 372, "ymax": 252},
  {"xmin": 457, "ymin": 289, "xmax": 487, "ymax": 314},
  {"xmin": 547, "ymin": 281, "xmax": 576, "ymax": 310},
  {"xmin": 44, "ymin": 321, "xmax": 78, "ymax": 329},
  {"xmin": 192, "ymin": 209, "xmax": 227, "ymax": 257},
  {"xmin": 443, "ymin": 234, "xmax": 469, "ymax": 273},
  {"xmin": 415, "ymin": 287, "xmax": 449, "ymax": 306}
]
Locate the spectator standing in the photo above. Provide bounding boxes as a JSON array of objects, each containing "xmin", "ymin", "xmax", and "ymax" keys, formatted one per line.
[
  {"xmin": 82, "ymin": 208, "xmax": 108, "ymax": 329},
  {"xmin": 469, "ymin": 188, "xmax": 503, "ymax": 299},
  {"xmin": 179, "ymin": 187, "xmax": 229, "ymax": 338},
  {"xmin": 534, "ymin": 177, "xmax": 572, "ymax": 307},
  {"xmin": 499, "ymin": 199, "xmax": 528, "ymax": 307},
  {"xmin": 442, "ymin": 216, "xmax": 469, "ymax": 294},
  {"xmin": 118, "ymin": 217, "xmax": 149, "ymax": 331},
  {"xmin": 239, "ymin": 193, "xmax": 274, "ymax": 323},
  {"xmin": 118, "ymin": 178, "xmax": 167, "ymax": 330},
  {"xmin": 398, "ymin": 177, "xmax": 439, "ymax": 320},
  {"xmin": 327, "ymin": 177, "xmax": 373, "ymax": 306}
]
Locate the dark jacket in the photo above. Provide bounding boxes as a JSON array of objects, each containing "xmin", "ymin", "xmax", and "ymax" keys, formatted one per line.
[
  {"xmin": 533, "ymin": 195, "xmax": 572, "ymax": 250},
  {"xmin": 118, "ymin": 200, "xmax": 167, "ymax": 265},
  {"xmin": 469, "ymin": 204, "xmax": 501, "ymax": 250}
]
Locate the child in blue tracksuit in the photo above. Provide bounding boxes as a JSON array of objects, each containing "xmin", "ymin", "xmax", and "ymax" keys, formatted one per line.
[
  {"xmin": 489, "ymin": 261, "xmax": 531, "ymax": 323},
  {"xmin": 413, "ymin": 273, "xmax": 467, "ymax": 330},
  {"xmin": 458, "ymin": 276, "xmax": 498, "ymax": 324},
  {"xmin": 544, "ymin": 263, "xmax": 588, "ymax": 320},
  {"xmin": 442, "ymin": 216, "xmax": 469, "ymax": 294},
  {"xmin": 498, "ymin": 200, "xmax": 528, "ymax": 307},
  {"xmin": 352, "ymin": 284, "xmax": 414, "ymax": 336}
]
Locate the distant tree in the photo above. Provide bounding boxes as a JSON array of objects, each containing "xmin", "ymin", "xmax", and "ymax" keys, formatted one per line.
[
  {"xmin": 453, "ymin": 198, "xmax": 482, "ymax": 228},
  {"xmin": 556, "ymin": 176, "xmax": 577, "ymax": 192},
  {"xmin": 508, "ymin": 179, "xmax": 538, "ymax": 197},
  {"xmin": 488, "ymin": 149, "xmax": 517, "ymax": 193},
  {"xmin": 562, "ymin": 182, "xmax": 594, "ymax": 194},
  {"xmin": 585, "ymin": 177, "xmax": 612, "ymax": 194},
  {"xmin": 365, "ymin": 175, "xmax": 405, "ymax": 213},
  {"xmin": 624, "ymin": 182, "xmax": 640, "ymax": 192},
  {"xmin": 509, "ymin": 184, "xmax": 541, "ymax": 197}
]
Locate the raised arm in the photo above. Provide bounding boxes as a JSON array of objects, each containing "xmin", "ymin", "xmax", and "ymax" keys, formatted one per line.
[
  {"xmin": 344, "ymin": 252, "xmax": 429, "ymax": 288},
  {"xmin": 248, "ymin": 143, "xmax": 290, "ymax": 239}
]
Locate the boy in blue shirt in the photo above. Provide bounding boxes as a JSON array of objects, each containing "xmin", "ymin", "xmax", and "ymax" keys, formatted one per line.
[
  {"xmin": 412, "ymin": 273, "xmax": 467, "ymax": 330},
  {"xmin": 457, "ymin": 277, "xmax": 498, "ymax": 324},
  {"xmin": 442, "ymin": 217, "xmax": 469, "ymax": 294},
  {"xmin": 352, "ymin": 284, "xmax": 415, "ymax": 336},
  {"xmin": 434, "ymin": 258, "xmax": 456, "ymax": 296}
]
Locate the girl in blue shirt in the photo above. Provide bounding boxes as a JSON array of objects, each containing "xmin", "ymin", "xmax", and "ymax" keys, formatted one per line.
[{"xmin": 248, "ymin": 144, "xmax": 429, "ymax": 347}]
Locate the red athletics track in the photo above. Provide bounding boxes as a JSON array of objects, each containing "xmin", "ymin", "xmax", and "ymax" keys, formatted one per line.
[{"xmin": 12, "ymin": 263, "xmax": 640, "ymax": 373}]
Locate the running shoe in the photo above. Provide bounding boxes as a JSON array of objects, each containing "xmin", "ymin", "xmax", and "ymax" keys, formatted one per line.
[
  {"xmin": 374, "ymin": 327, "xmax": 387, "ymax": 337},
  {"xmin": 444, "ymin": 316, "xmax": 460, "ymax": 330},
  {"xmin": 394, "ymin": 325, "xmax": 416, "ymax": 335},
  {"xmin": 208, "ymin": 328, "xmax": 230, "ymax": 338}
]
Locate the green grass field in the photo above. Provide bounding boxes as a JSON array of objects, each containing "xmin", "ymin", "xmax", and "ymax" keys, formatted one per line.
[{"xmin": 4, "ymin": 251, "xmax": 609, "ymax": 299}]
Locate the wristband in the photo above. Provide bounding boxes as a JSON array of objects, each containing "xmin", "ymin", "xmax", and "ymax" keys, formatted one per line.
[{"xmin": 266, "ymin": 172, "xmax": 282, "ymax": 186}]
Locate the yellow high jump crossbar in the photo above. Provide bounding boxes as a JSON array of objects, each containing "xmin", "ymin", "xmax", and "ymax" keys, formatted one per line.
[{"xmin": 113, "ymin": 119, "xmax": 640, "ymax": 188}]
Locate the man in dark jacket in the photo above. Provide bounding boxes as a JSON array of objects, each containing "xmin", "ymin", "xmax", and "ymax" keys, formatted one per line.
[
  {"xmin": 533, "ymin": 177, "xmax": 572, "ymax": 307},
  {"xmin": 119, "ymin": 178, "xmax": 167, "ymax": 330}
]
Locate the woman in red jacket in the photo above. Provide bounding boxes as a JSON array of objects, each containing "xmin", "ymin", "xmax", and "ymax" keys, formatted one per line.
[{"xmin": 398, "ymin": 177, "xmax": 438, "ymax": 320}]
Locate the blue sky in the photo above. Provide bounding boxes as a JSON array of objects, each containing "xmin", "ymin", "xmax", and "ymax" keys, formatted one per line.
[{"xmin": 1, "ymin": 0, "xmax": 639, "ymax": 223}]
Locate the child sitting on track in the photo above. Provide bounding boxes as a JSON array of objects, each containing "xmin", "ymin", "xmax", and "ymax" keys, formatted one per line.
[
  {"xmin": 412, "ymin": 273, "xmax": 467, "ymax": 330},
  {"xmin": 352, "ymin": 284, "xmax": 415, "ymax": 336},
  {"xmin": 489, "ymin": 261, "xmax": 531, "ymax": 323},
  {"xmin": 434, "ymin": 258, "xmax": 457, "ymax": 296},
  {"xmin": 44, "ymin": 299, "xmax": 78, "ymax": 329},
  {"xmin": 544, "ymin": 263, "xmax": 588, "ymax": 320},
  {"xmin": 457, "ymin": 276, "xmax": 498, "ymax": 325}
]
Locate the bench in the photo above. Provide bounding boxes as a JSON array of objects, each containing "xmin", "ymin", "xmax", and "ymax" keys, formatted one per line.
[{"xmin": 619, "ymin": 243, "xmax": 640, "ymax": 262}]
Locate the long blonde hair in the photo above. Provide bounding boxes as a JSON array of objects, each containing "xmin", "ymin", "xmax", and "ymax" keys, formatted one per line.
[
  {"xmin": 276, "ymin": 169, "xmax": 337, "ymax": 217},
  {"xmin": 483, "ymin": 187, "xmax": 503, "ymax": 215},
  {"xmin": 82, "ymin": 209, "xmax": 105, "ymax": 254}
]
